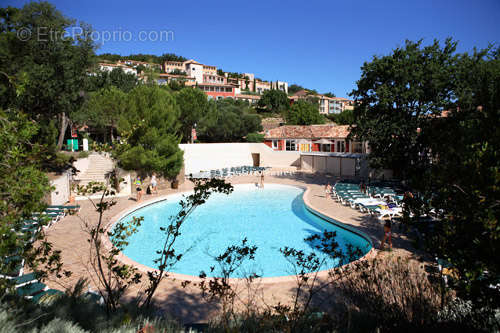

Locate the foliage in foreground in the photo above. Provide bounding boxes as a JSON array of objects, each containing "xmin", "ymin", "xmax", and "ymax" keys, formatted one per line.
[
  {"xmin": 350, "ymin": 38, "xmax": 500, "ymax": 311},
  {"xmin": 0, "ymin": 110, "xmax": 70, "ymax": 294}
]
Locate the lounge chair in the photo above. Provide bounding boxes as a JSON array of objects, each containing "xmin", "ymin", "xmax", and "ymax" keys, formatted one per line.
[
  {"xmin": 10, "ymin": 272, "xmax": 39, "ymax": 287},
  {"xmin": 16, "ymin": 282, "xmax": 48, "ymax": 299},
  {"xmin": 376, "ymin": 207, "xmax": 403, "ymax": 220},
  {"xmin": 1, "ymin": 256, "xmax": 25, "ymax": 277}
]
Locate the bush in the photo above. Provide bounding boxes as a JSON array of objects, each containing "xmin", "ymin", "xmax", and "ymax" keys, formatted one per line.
[
  {"xmin": 78, "ymin": 151, "xmax": 89, "ymax": 159},
  {"xmin": 246, "ymin": 132, "xmax": 264, "ymax": 142}
]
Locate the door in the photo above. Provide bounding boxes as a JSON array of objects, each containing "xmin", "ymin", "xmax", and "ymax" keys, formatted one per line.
[{"xmin": 252, "ymin": 153, "xmax": 260, "ymax": 167}]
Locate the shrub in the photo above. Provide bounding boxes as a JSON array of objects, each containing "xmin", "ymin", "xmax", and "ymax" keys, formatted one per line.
[
  {"xmin": 78, "ymin": 151, "xmax": 89, "ymax": 159},
  {"xmin": 246, "ymin": 132, "xmax": 264, "ymax": 142}
]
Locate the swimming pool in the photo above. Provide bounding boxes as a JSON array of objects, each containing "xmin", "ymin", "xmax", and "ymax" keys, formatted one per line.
[{"xmin": 117, "ymin": 184, "xmax": 372, "ymax": 278}]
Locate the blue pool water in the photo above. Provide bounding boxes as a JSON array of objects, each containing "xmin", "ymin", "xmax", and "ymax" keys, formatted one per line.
[{"xmin": 118, "ymin": 184, "xmax": 371, "ymax": 278}]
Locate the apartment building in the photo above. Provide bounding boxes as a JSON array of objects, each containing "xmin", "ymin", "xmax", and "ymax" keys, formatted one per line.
[
  {"xmin": 156, "ymin": 73, "xmax": 196, "ymax": 85},
  {"xmin": 163, "ymin": 60, "xmax": 185, "ymax": 73},
  {"xmin": 271, "ymin": 81, "xmax": 288, "ymax": 94},
  {"xmin": 163, "ymin": 59, "xmax": 218, "ymax": 84},
  {"xmin": 290, "ymin": 90, "xmax": 352, "ymax": 115},
  {"xmin": 203, "ymin": 65, "xmax": 217, "ymax": 76},
  {"xmin": 235, "ymin": 93, "xmax": 261, "ymax": 105},
  {"xmin": 117, "ymin": 59, "xmax": 161, "ymax": 70},
  {"xmin": 255, "ymin": 80, "xmax": 271, "ymax": 94},
  {"xmin": 203, "ymin": 73, "xmax": 226, "ymax": 85},
  {"xmin": 198, "ymin": 83, "xmax": 237, "ymax": 100}
]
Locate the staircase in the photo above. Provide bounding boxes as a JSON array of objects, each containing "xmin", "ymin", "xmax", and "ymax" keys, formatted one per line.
[{"xmin": 74, "ymin": 153, "xmax": 115, "ymax": 187}]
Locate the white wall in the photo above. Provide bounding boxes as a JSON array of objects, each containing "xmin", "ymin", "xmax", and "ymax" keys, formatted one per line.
[
  {"xmin": 186, "ymin": 63, "xmax": 203, "ymax": 83},
  {"xmin": 342, "ymin": 158, "xmax": 356, "ymax": 176},
  {"xmin": 179, "ymin": 143, "xmax": 300, "ymax": 175},
  {"xmin": 50, "ymin": 173, "xmax": 70, "ymax": 205}
]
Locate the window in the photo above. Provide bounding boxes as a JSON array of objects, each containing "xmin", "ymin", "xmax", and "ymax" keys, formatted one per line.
[
  {"xmin": 353, "ymin": 142, "xmax": 363, "ymax": 153},
  {"xmin": 272, "ymin": 140, "xmax": 279, "ymax": 149},
  {"xmin": 336, "ymin": 140, "xmax": 345, "ymax": 153},
  {"xmin": 321, "ymin": 144, "xmax": 331, "ymax": 152},
  {"xmin": 286, "ymin": 139, "xmax": 297, "ymax": 151}
]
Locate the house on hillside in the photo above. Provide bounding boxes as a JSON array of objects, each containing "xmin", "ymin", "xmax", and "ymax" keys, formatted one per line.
[
  {"xmin": 155, "ymin": 73, "xmax": 196, "ymax": 85},
  {"xmin": 163, "ymin": 59, "xmax": 218, "ymax": 84},
  {"xmin": 98, "ymin": 63, "xmax": 137, "ymax": 75},
  {"xmin": 263, "ymin": 124, "xmax": 366, "ymax": 154},
  {"xmin": 289, "ymin": 90, "xmax": 353, "ymax": 114}
]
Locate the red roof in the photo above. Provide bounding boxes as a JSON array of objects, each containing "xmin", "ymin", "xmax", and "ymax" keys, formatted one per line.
[{"xmin": 264, "ymin": 125, "xmax": 350, "ymax": 139}]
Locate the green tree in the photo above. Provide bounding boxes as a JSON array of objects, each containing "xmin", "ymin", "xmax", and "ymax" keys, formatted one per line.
[
  {"xmin": 257, "ymin": 89, "xmax": 289, "ymax": 113},
  {"xmin": 0, "ymin": 2, "xmax": 96, "ymax": 150},
  {"xmin": 350, "ymin": 39, "xmax": 500, "ymax": 312},
  {"xmin": 107, "ymin": 68, "xmax": 138, "ymax": 92},
  {"xmin": 175, "ymin": 87, "xmax": 209, "ymax": 142},
  {"xmin": 159, "ymin": 53, "xmax": 187, "ymax": 63},
  {"xmin": 97, "ymin": 53, "xmax": 186, "ymax": 64},
  {"xmin": 0, "ymin": 110, "xmax": 70, "ymax": 294},
  {"xmin": 85, "ymin": 68, "xmax": 138, "ymax": 97},
  {"xmin": 323, "ymin": 92, "xmax": 336, "ymax": 97},
  {"xmin": 197, "ymin": 99, "xmax": 262, "ymax": 142},
  {"xmin": 167, "ymin": 79, "xmax": 186, "ymax": 91},
  {"xmin": 350, "ymin": 39, "xmax": 457, "ymax": 177},
  {"xmin": 288, "ymin": 84, "xmax": 304, "ymax": 95},
  {"xmin": 77, "ymin": 86, "xmax": 128, "ymax": 142},
  {"xmin": 326, "ymin": 109, "xmax": 354, "ymax": 125},
  {"xmin": 115, "ymin": 85, "xmax": 183, "ymax": 179},
  {"xmin": 285, "ymin": 100, "xmax": 325, "ymax": 125},
  {"xmin": 413, "ymin": 48, "xmax": 500, "ymax": 310},
  {"xmin": 246, "ymin": 132, "xmax": 265, "ymax": 142}
]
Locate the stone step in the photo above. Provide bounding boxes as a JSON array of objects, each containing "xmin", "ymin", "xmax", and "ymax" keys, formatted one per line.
[
  {"xmin": 74, "ymin": 175, "xmax": 109, "ymax": 181},
  {"xmin": 79, "ymin": 171, "xmax": 114, "ymax": 175}
]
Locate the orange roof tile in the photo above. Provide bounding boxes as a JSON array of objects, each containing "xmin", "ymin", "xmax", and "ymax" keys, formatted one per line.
[{"xmin": 264, "ymin": 124, "xmax": 350, "ymax": 139}]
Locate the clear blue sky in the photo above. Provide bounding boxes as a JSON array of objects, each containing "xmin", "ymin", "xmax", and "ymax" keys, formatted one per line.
[{"xmin": 5, "ymin": 0, "xmax": 500, "ymax": 97}]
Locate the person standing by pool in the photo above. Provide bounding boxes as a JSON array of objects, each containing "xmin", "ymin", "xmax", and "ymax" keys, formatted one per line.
[
  {"xmin": 380, "ymin": 220, "xmax": 392, "ymax": 251},
  {"xmin": 360, "ymin": 181, "xmax": 367, "ymax": 194},
  {"xmin": 325, "ymin": 183, "xmax": 332, "ymax": 200},
  {"xmin": 135, "ymin": 176, "xmax": 143, "ymax": 202},
  {"xmin": 150, "ymin": 174, "xmax": 158, "ymax": 194},
  {"xmin": 260, "ymin": 172, "xmax": 265, "ymax": 188}
]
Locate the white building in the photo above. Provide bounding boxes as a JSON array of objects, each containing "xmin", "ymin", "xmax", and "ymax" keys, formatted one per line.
[
  {"xmin": 271, "ymin": 80, "xmax": 289, "ymax": 94},
  {"xmin": 98, "ymin": 63, "xmax": 137, "ymax": 76}
]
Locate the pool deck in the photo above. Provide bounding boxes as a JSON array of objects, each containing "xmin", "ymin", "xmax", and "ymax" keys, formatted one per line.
[{"xmin": 43, "ymin": 172, "xmax": 419, "ymax": 323}]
